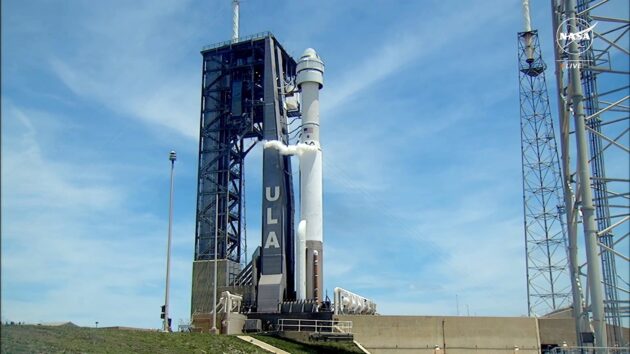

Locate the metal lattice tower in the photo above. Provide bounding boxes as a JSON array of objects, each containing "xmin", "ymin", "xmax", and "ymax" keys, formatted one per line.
[
  {"xmin": 518, "ymin": 28, "xmax": 572, "ymax": 317},
  {"xmin": 191, "ymin": 33, "xmax": 297, "ymax": 314},
  {"xmin": 551, "ymin": 0, "xmax": 629, "ymax": 348}
]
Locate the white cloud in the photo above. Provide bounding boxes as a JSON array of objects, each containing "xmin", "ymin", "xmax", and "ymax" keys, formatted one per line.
[
  {"xmin": 3, "ymin": 104, "xmax": 122, "ymax": 211},
  {"xmin": 45, "ymin": 0, "xmax": 201, "ymax": 140},
  {"xmin": 321, "ymin": 0, "xmax": 516, "ymax": 117},
  {"xmin": 1, "ymin": 103, "xmax": 192, "ymax": 327}
]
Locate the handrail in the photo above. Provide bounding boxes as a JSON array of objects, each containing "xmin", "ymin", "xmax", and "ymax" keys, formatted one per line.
[
  {"xmin": 277, "ymin": 318, "xmax": 353, "ymax": 334},
  {"xmin": 549, "ymin": 346, "xmax": 630, "ymax": 353},
  {"xmin": 201, "ymin": 31, "xmax": 273, "ymax": 52}
]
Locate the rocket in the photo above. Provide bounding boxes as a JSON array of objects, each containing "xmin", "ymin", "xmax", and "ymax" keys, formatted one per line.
[
  {"xmin": 264, "ymin": 48, "xmax": 324, "ymax": 303},
  {"xmin": 296, "ymin": 48, "xmax": 324, "ymax": 303}
]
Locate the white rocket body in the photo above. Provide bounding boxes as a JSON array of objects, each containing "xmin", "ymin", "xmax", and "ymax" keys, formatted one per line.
[
  {"xmin": 295, "ymin": 49, "xmax": 324, "ymax": 303},
  {"xmin": 297, "ymin": 220, "xmax": 307, "ymax": 300}
]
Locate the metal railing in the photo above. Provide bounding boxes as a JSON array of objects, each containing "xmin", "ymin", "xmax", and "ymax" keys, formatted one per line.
[
  {"xmin": 201, "ymin": 31, "xmax": 273, "ymax": 52},
  {"xmin": 277, "ymin": 319, "xmax": 353, "ymax": 334},
  {"xmin": 549, "ymin": 346, "xmax": 630, "ymax": 354}
]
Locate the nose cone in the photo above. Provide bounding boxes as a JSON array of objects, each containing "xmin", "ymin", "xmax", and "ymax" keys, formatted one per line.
[
  {"xmin": 296, "ymin": 47, "xmax": 324, "ymax": 88},
  {"xmin": 301, "ymin": 48, "xmax": 318, "ymax": 60}
]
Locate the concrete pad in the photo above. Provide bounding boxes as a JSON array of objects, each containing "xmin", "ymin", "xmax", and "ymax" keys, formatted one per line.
[
  {"xmin": 237, "ymin": 335, "xmax": 290, "ymax": 354},
  {"xmin": 354, "ymin": 339, "xmax": 372, "ymax": 354}
]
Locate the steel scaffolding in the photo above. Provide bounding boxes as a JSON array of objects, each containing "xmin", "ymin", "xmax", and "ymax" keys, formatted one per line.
[
  {"xmin": 518, "ymin": 29, "xmax": 572, "ymax": 317},
  {"xmin": 551, "ymin": 0, "xmax": 629, "ymax": 348},
  {"xmin": 195, "ymin": 37, "xmax": 266, "ymax": 265},
  {"xmin": 192, "ymin": 33, "xmax": 297, "ymax": 314}
]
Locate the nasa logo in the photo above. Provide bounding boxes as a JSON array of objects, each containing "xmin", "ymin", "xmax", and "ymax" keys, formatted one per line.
[{"xmin": 556, "ymin": 17, "xmax": 596, "ymax": 56}]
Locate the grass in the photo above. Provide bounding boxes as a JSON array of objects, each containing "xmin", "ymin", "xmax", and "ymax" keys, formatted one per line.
[
  {"xmin": 1, "ymin": 325, "xmax": 364, "ymax": 354},
  {"xmin": 0, "ymin": 325, "xmax": 266, "ymax": 354},
  {"xmin": 253, "ymin": 334, "xmax": 364, "ymax": 354}
]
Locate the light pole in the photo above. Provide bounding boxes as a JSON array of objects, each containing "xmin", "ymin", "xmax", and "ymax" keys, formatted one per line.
[{"xmin": 163, "ymin": 151, "xmax": 176, "ymax": 332}]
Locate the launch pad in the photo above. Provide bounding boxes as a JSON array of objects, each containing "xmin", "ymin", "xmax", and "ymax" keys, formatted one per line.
[
  {"xmin": 184, "ymin": 1, "xmax": 629, "ymax": 350},
  {"xmin": 190, "ymin": 30, "xmax": 375, "ymax": 330}
]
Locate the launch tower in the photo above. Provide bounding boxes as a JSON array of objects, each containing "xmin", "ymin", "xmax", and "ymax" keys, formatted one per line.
[{"xmin": 191, "ymin": 32, "xmax": 297, "ymax": 315}]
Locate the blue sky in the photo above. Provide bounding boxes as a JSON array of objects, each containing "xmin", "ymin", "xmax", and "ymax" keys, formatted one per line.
[{"xmin": 1, "ymin": 0, "xmax": 563, "ymax": 328}]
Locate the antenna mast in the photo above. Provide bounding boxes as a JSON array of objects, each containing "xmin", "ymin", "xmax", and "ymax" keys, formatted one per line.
[{"xmin": 232, "ymin": 0, "xmax": 239, "ymax": 42}]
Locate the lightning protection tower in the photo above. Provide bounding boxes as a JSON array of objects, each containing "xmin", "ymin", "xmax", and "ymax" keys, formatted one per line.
[
  {"xmin": 518, "ymin": 0, "xmax": 572, "ymax": 318},
  {"xmin": 551, "ymin": 0, "xmax": 629, "ymax": 348}
]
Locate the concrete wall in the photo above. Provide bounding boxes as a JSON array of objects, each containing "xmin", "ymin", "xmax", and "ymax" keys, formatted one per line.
[
  {"xmin": 606, "ymin": 324, "xmax": 630, "ymax": 348},
  {"xmin": 191, "ymin": 313, "xmax": 245, "ymax": 334},
  {"xmin": 538, "ymin": 318, "xmax": 577, "ymax": 347},
  {"xmin": 336, "ymin": 315, "xmax": 540, "ymax": 354},
  {"xmin": 536, "ymin": 318, "xmax": 628, "ymax": 348}
]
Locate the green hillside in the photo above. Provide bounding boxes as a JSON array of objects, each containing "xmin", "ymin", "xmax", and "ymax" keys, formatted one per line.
[
  {"xmin": 0, "ymin": 325, "xmax": 363, "ymax": 354},
  {"xmin": 1, "ymin": 325, "xmax": 264, "ymax": 354}
]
